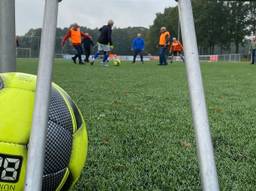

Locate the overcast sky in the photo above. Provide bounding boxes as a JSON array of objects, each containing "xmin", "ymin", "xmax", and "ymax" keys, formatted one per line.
[{"xmin": 16, "ymin": 0, "xmax": 177, "ymax": 35}]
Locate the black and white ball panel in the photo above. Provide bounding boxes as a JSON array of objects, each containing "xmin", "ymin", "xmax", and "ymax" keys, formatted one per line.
[{"xmin": 42, "ymin": 88, "xmax": 74, "ymax": 191}]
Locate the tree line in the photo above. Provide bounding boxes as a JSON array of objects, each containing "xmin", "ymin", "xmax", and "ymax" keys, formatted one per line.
[
  {"xmin": 146, "ymin": 0, "xmax": 256, "ymax": 54},
  {"xmin": 18, "ymin": 27, "xmax": 149, "ymax": 57},
  {"xmin": 18, "ymin": 1, "xmax": 255, "ymax": 57}
]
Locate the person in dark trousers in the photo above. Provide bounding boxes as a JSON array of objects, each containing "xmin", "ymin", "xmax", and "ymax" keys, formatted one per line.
[
  {"xmin": 16, "ymin": 36, "xmax": 20, "ymax": 47},
  {"xmin": 170, "ymin": 37, "xmax": 185, "ymax": 63},
  {"xmin": 131, "ymin": 33, "xmax": 144, "ymax": 64},
  {"xmin": 158, "ymin": 26, "xmax": 171, "ymax": 66},
  {"xmin": 62, "ymin": 23, "xmax": 88, "ymax": 64},
  {"xmin": 250, "ymin": 37, "xmax": 256, "ymax": 64},
  {"xmin": 91, "ymin": 20, "xmax": 114, "ymax": 66},
  {"xmin": 82, "ymin": 33, "xmax": 94, "ymax": 63}
]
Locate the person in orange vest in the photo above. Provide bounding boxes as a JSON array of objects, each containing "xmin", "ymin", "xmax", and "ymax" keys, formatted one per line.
[
  {"xmin": 62, "ymin": 23, "xmax": 89, "ymax": 64},
  {"xmin": 170, "ymin": 37, "xmax": 185, "ymax": 63},
  {"xmin": 158, "ymin": 26, "xmax": 171, "ymax": 65}
]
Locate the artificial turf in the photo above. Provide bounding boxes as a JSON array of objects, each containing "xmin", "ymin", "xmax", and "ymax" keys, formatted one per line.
[{"xmin": 17, "ymin": 59, "xmax": 256, "ymax": 190}]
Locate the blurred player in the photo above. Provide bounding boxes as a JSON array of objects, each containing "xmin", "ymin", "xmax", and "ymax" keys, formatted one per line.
[
  {"xmin": 91, "ymin": 20, "xmax": 114, "ymax": 66},
  {"xmin": 82, "ymin": 33, "xmax": 94, "ymax": 63},
  {"xmin": 170, "ymin": 37, "xmax": 185, "ymax": 63},
  {"xmin": 250, "ymin": 36, "xmax": 256, "ymax": 64},
  {"xmin": 158, "ymin": 27, "xmax": 171, "ymax": 65},
  {"xmin": 62, "ymin": 23, "xmax": 89, "ymax": 64},
  {"xmin": 131, "ymin": 33, "xmax": 145, "ymax": 64}
]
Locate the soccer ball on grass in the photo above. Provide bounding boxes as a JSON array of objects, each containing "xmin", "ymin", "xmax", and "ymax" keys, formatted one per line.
[
  {"xmin": 112, "ymin": 59, "xmax": 121, "ymax": 66},
  {"xmin": 0, "ymin": 73, "xmax": 88, "ymax": 191}
]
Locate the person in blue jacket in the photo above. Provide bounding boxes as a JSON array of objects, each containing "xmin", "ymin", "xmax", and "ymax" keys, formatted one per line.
[{"xmin": 131, "ymin": 33, "xmax": 145, "ymax": 64}]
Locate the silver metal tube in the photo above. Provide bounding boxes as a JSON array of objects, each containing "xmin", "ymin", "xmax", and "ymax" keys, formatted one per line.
[
  {"xmin": 24, "ymin": 0, "xmax": 59, "ymax": 190},
  {"xmin": 0, "ymin": 0, "xmax": 16, "ymax": 72},
  {"xmin": 177, "ymin": 0, "xmax": 219, "ymax": 190}
]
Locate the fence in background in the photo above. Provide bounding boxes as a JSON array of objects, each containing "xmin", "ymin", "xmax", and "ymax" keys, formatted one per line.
[
  {"xmin": 199, "ymin": 54, "xmax": 241, "ymax": 62},
  {"xmin": 16, "ymin": 52, "xmax": 244, "ymax": 63},
  {"xmin": 61, "ymin": 53, "xmax": 242, "ymax": 62}
]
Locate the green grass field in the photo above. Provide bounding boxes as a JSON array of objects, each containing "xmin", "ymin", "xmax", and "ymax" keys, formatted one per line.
[{"xmin": 17, "ymin": 59, "xmax": 256, "ymax": 190}]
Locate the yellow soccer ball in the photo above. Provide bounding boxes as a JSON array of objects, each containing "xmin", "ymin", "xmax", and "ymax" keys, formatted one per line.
[
  {"xmin": 0, "ymin": 73, "xmax": 88, "ymax": 191},
  {"xmin": 113, "ymin": 59, "xmax": 121, "ymax": 66}
]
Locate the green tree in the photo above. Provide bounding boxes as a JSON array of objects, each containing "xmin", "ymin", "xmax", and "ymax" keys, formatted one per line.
[
  {"xmin": 225, "ymin": 1, "xmax": 249, "ymax": 53},
  {"xmin": 192, "ymin": 0, "xmax": 237, "ymax": 54},
  {"xmin": 146, "ymin": 7, "xmax": 179, "ymax": 54},
  {"xmin": 247, "ymin": 1, "xmax": 256, "ymax": 35},
  {"xmin": 19, "ymin": 27, "xmax": 149, "ymax": 56},
  {"xmin": 147, "ymin": 0, "xmax": 251, "ymax": 54}
]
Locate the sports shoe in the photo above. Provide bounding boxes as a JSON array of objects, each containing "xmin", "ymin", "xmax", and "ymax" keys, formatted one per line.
[
  {"xmin": 103, "ymin": 62, "xmax": 109, "ymax": 67},
  {"xmin": 72, "ymin": 56, "xmax": 77, "ymax": 64}
]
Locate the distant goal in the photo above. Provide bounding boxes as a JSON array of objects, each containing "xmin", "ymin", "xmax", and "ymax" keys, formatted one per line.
[{"xmin": 16, "ymin": 48, "xmax": 32, "ymax": 58}]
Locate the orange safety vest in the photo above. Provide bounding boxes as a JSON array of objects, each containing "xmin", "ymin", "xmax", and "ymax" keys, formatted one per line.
[
  {"xmin": 172, "ymin": 41, "xmax": 183, "ymax": 52},
  {"xmin": 70, "ymin": 28, "xmax": 81, "ymax": 44},
  {"xmin": 159, "ymin": 31, "xmax": 170, "ymax": 46}
]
